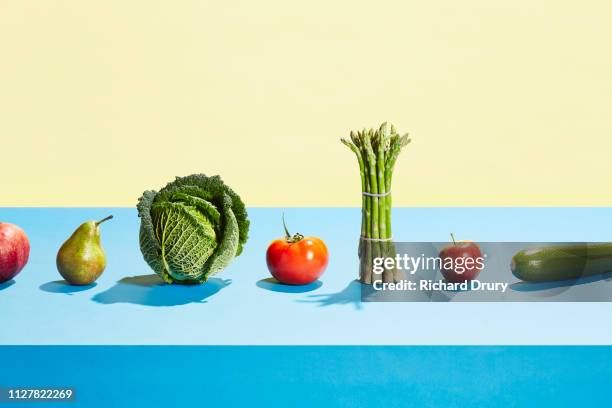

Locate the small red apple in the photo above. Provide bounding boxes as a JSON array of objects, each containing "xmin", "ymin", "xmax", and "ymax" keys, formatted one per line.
[
  {"xmin": 439, "ymin": 234, "xmax": 483, "ymax": 283},
  {"xmin": 0, "ymin": 222, "xmax": 30, "ymax": 283}
]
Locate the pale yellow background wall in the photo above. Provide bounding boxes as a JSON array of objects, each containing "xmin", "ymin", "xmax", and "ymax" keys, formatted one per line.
[{"xmin": 1, "ymin": 1, "xmax": 611, "ymax": 207}]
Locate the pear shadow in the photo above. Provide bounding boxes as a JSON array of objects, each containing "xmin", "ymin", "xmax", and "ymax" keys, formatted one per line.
[
  {"xmin": 510, "ymin": 272, "xmax": 612, "ymax": 294},
  {"xmin": 92, "ymin": 274, "xmax": 231, "ymax": 307},
  {"xmin": 40, "ymin": 280, "xmax": 97, "ymax": 295},
  {"xmin": 256, "ymin": 277, "xmax": 322, "ymax": 293},
  {"xmin": 0, "ymin": 280, "xmax": 16, "ymax": 291},
  {"xmin": 297, "ymin": 280, "xmax": 365, "ymax": 310}
]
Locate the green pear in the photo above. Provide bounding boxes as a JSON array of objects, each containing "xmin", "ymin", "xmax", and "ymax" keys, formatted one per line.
[{"xmin": 56, "ymin": 215, "xmax": 113, "ymax": 285}]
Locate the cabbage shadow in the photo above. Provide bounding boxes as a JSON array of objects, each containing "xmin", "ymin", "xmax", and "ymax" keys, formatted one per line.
[
  {"xmin": 297, "ymin": 280, "xmax": 366, "ymax": 310},
  {"xmin": 0, "ymin": 280, "xmax": 15, "ymax": 291},
  {"xmin": 92, "ymin": 274, "xmax": 231, "ymax": 307},
  {"xmin": 256, "ymin": 277, "xmax": 322, "ymax": 293},
  {"xmin": 40, "ymin": 280, "xmax": 97, "ymax": 295}
]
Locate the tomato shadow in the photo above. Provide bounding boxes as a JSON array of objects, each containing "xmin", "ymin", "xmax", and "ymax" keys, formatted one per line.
[
  {"xmin": 40, "ymin": 280, "xmax": 97, "ymax": 295},
  {"xmin": 91, "ymin": 274, "xmax": 231, "ymax": 307},
  {"xmin": 256, "ymin": 277, "xmax": 322, "ymax": 293},
  {"xmin": 0, "ymin": 279, "xmax": 16, "ymax": 291},
  {"xmin": 297, "ymin": 280, "xmax": 366, "ymax": 310}
]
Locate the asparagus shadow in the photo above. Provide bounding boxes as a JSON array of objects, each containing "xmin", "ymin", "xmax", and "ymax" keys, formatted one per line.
[{"xmin": 297, "ymin": 280, "xmax": 365, "ymax": 310}]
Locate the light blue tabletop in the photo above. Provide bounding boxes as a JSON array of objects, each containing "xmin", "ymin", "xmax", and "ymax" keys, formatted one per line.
[{"xmin": 1, "ymin": 207, "xmax": 612, "ymax": 345}]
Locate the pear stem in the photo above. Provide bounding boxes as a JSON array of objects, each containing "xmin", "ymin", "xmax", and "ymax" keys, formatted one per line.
[{"xmin": 96, "ymin": 215, "xmax": 114, "ymax": 226}]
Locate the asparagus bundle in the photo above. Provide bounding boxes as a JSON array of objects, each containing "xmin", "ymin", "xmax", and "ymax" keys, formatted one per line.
[{"xmin": 341, "ymin": 123, "xmax": 411, "ymax": 284}]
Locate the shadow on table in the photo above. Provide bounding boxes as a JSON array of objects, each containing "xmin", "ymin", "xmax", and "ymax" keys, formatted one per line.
[
  {"xmin": 510, "ymin": 272, "xmax": 612, "ymax": 296},
  {"xmin": 40, "ymin": 280, "xmax": 97, "ymax": 295},
  {"xmin": 0, "ymin": 280, "xmax": 16, "ymax": 291},
  {"xmin": 92, "ymin": 274, "xmax": 231, "ymax": 307},
  {"xmin": 297, "ymin": 280, "xmax": 367, "ymax": 310},
  {"xmin": 256, "ymin": 277, "xmax": 322, "ymax": 293}
]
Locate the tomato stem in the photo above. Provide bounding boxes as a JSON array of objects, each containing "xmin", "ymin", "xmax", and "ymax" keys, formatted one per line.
[
  {"xmin": 282, "ymin": 212, "xmax": 304, "ymax": 243},
  {"xmin": 282, "ymin": 212, "xmax": 291, "ymax": 239}
]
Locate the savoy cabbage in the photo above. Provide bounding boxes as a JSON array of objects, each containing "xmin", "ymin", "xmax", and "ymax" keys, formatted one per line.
[{"xmin": 137, "ymin": 174, "xmax": 249, "ymax": 284}]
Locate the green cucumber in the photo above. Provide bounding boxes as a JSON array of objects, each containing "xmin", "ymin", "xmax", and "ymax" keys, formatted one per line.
[{"xmin": 511, "ymin": 243, "xmax": 612, "ymax": 282}]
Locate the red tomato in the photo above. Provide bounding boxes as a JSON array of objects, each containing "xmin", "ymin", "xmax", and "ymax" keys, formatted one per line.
[{"xmin": 266, "ymin": 218, "xmax": 329, "ymax": 285}]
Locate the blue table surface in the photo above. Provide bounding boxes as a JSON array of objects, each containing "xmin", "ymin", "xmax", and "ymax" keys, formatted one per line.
[
  {"xmin": 2, "ymin": 207, "xmax": 612, "ymax": 345},
  {"xmin": 2, "ymin": 346, "xmax": 612, "ymax": 407}
]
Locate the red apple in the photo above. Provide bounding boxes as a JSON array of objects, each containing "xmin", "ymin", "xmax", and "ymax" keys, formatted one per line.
[
  {"xmin": 0, "ymin": 222, "xmax": 30, "ymax": 283},
  {"xmin": 439, "ymin": 234, "xmax": 483, "ymax": 283}
]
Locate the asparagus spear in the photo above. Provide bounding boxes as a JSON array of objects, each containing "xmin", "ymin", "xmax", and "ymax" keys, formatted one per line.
[
  {"xmin": 363, "ymin": 131, "xmax": 379, "ymax": 240},
  {"xmin": 352, "ymin": 131, "xmax": 371, "ymax": 238},
  {"xmin": 384, "ymin": 132, "xmax": 411, "ymax": 235},
  {"xmin": 341, "ymin": 135, "xmax": 367, "ymax": 237},
  {"xmin": 343, "ymin": 133, "xmax": 374, "ymax": 283},
  {"xmin": 376, "ymin": 123, "xmax": 387, "ymax": 240}
]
